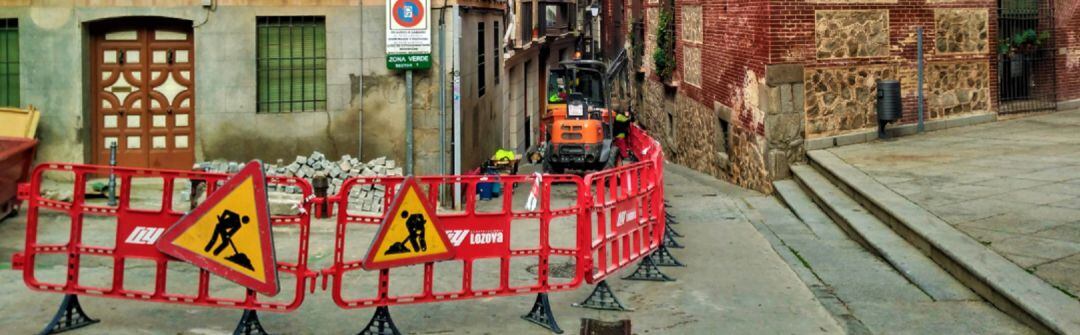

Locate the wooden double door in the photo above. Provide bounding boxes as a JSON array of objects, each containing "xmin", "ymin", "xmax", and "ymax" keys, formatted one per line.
[{"xmin": 92, "ymin": 20, "xmax": 195, "ymax": 169}]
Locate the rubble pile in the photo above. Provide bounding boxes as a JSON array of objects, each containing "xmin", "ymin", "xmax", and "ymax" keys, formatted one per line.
[{"xmin": 196, "ymin": 152, "xmax": 403, "ymax": 212}]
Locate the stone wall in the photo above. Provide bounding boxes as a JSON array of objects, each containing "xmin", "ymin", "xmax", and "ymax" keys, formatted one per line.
[
  {"xmin": 635, "ymin": 78, "xmax": 773, "ymax": 192},
  {"xmin": 769, "ymin": 0, "xmax": 997, "ymax": 138},
  {"xmin": 728, "ymin": 126, "xmax": 771, "ymax": 193},
  {"xmin": 815, "ymin": 10, "xmax": 890, "ymax": 59},
  {"xmin": 935, "ymin": 9, "xmax": 989, "ymax": 54},
  {"xmin": 926, "ymin": 61, "xmax": 991, "ymax": 118},
  {"xmin": 671, "ymin": 94, "xmax": 724, "ymax": 177},
  {"xmin": 804, "ymin": 66, "xmax": 896, "ymax": 138},
  {"xmin": 763, "ymin": 65, "xmax": 805, "ymax": 180}
]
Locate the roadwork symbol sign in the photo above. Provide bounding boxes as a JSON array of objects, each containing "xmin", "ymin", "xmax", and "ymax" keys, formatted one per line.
[
  {"xmin": 362, "ymin": 178, "xmax": 454, "ymax": 270},
  {"xmin": 156, "ymin": 161, "xmax": 279, "ymax": 296}
]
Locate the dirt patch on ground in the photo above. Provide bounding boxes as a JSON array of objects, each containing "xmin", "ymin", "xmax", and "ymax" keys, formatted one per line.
[{"xmin": 526, "ymin": 261, "xmax": 577, "ymax": 279}]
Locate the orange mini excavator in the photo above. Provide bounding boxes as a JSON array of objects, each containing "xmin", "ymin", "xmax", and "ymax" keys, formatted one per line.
[{"xmin": 536, "ymin": 59, "xmax": 618, "ymax": 173}]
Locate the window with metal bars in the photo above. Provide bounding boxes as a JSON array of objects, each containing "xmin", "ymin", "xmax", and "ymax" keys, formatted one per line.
[
  {"xmin": 256, "ymin": 16, "xmax": 327, "ymax": 113},
  {"xmin": 0, "ymin": 19, "xmax": 18, "ymax": 108},
  {"xmin": 478, "ymin": 22, "xmax": 486, "ymax": 97}
]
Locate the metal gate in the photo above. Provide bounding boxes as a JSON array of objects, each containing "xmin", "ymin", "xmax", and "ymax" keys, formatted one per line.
[{"xmin": 997, "ymin": 0, "xmax": 1057, "ymax": 114}]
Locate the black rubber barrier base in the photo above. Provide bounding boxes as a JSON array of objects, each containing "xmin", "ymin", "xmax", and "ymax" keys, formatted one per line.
[
  {"xmin": 572, "ymin": 280, "xmax": 632, "ymax": 311},
  {"xmin": 666, "ymin": 223, "xmax": 683, "ymax": 237},
  {"xmin": 663, "ymin": 228, "xmax": 684, "ymax": 249},
  {"xmin": 623, "ymin": 255, "xmax": 675, "ymax": 282},
  {"xmin": 39, "ymin": 294, "xmax": 99, "ymax": 335},
  {"xmin": 650, "ymin": 244, "xmax": 686, "ymax": 267},
  {"xmin": 521, "ymin": 293, "xmax": 563, "ymax": 334},
  {"xmin": 358, "ymin": 306, "xmax": 402, "ymax": 335},
  {"xmin": 234, "ymin": 310, "xmax": 270, "ymax": 335}
]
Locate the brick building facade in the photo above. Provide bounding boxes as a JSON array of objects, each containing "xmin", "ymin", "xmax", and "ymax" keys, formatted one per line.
[
  {"xmin": 1056, "ymin": 0, "xmax": 1080, "ymax": 105},
  {"xmin": 626, "ymin": 0, "xmax": 1080, "ymax": 193}
]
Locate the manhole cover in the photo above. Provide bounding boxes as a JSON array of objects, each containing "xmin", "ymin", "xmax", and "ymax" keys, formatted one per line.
[{"xmin": 580, "ymin": 318, "xmax": 631, "ymax": 335}]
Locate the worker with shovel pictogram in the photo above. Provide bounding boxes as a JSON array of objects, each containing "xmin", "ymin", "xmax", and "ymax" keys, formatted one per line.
[
  {"xmin": 204, "ymin": 209, "xmax": 255, "ymax": 271},
  {"xmin": 384, "ymin": 210, "xmax": 427, "ymax": 255}
]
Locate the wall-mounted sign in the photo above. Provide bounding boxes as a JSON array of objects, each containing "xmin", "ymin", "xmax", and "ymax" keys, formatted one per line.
[{"xmin": 386, "ymin": 0, "xmax": 431, "ymax": 69}]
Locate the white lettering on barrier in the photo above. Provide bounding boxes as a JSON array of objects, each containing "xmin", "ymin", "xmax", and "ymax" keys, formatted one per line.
[
  {"xmin": 446, "ymin": 229, "xmax": 504, "ymax": 247},
  {"xmin": 125, "ymin": 227, "xmax": 165, "ymax": 245}
]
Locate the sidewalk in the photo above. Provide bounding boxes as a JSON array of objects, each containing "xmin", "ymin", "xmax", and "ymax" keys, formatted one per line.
[{"xmin": 826, "ymin": 109, "xmax": 1080, "ymax": 299}]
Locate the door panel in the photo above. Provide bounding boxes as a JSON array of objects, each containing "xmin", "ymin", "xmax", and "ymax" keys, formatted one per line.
[
  {"xmin": 146, "ymin": 28, "xmax": 195, "ymax": 170},
  {"xmin": 92, "ymin": 22, "xmax": 194, "ymax": 170}
]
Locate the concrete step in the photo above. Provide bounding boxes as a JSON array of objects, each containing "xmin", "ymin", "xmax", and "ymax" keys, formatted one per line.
[
  {"xmin": 773, "ymin": 180, "xmax": 847, "ymax": 241},
  {"xmin": 807, "ymin": 150, "xmax": 1080, "ymax": 335},
  {"xmin": 790, "ymin": 164, "xmax": 979, "ymax": 302}
]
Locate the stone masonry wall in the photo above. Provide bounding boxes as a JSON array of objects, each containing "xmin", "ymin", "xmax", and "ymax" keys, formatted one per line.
[
  {"xmin": 804, "ymin": 66, "xmax": 896, "ymax": 138},
  {"xmin": 815, "ymin": 10, "xmax": 890, "ymax": 59},
  {"xmin": 926, "ymin": 61, "xmax": 991, "ymax": 118},
  {"xmin": 935, "ymin": 8, "xmax": 989, "ymax": 54},
  {"xmin": 769, "ymin": 0, "xmax": 997, "ymax": 138}
]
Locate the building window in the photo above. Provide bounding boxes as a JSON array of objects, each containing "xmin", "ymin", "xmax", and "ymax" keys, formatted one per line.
[
  {"xmin": 494, "ymin": 22, "xmax": 500, "ymax": 84},
  {"xmin": 0, "ymin": 19, "xmax": 18, "ymax": 108},
  {"xmin": 256, "ymin": 16, "xmax": 327, "ymax": 113},
  {"xmin": 521, "ymin": 2, "xmax": 534, "ymax": 42},
  {"xmin": 478, "ymin": 22, "xmax": 486, "ymax": 97}
]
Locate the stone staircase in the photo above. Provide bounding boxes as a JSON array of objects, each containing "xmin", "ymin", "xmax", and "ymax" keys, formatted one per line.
[{"xmin": 773, "ymin": 150, "xmax": 1080, "ymax": 335}]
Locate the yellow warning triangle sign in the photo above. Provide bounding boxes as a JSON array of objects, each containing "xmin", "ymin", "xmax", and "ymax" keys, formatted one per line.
[
  {"xmin": 362, "ymin": 177, "xmax": 455, "ymax": 270},
  {"xmin": 156, "ymin": 161, "xmax": 279, "ymax": 296}
]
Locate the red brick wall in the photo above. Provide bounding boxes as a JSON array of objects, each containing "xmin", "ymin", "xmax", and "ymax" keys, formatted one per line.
[
  {"xmin": 768, "ymin": 0, "xmax": 997, "ymax": 124},
  {"xmin": 641, "ymin": 0, "xmax": 770, "ymax": 133},
  {"xmin": 690, "ymin": 0, "xmax": 770, "ymax": 132},
  {"xmin": 1057, "ymin": 0, "xmax": 1080, "ymax": 102}
]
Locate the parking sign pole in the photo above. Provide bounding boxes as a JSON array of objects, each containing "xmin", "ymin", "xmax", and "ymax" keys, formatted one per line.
[{"xmin": 406, "ymin": 69, "xmax": 414, "ymax": 176}]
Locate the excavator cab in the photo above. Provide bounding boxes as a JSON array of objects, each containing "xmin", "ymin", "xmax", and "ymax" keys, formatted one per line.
[{"xmin": 539, "ymin": 60, "xmax": 616, "ymax": 173}]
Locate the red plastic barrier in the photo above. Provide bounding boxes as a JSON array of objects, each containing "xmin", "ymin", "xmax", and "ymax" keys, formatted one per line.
[
  {"xmin": 321, "ymin": 174, "xmax": 588, "ymax": 308},
  {"xmin": 12, "ymin": 163, "xmax": 316, "ymax": 312},
  {"xmin": 582, "ymin": 160, "xmax": 663, "ymax": 283}
]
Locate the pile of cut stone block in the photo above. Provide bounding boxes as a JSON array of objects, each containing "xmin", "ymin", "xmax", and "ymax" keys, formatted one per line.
[{"xmin": 195, "ymin": 152, "xmax": 403, "ymax": 213}]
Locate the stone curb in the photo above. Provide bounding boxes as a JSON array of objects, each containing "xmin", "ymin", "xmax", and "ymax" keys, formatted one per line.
[
  {"xmin": 805, "ymin": 113, "xmax": 997, "ymax": 151},
  {"xmin": 808, "ymin": 149, "xmax": 1080, "ymax": 335}
]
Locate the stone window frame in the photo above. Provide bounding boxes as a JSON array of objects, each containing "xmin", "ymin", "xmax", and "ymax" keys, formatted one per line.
[
  {"xmin": 933, "ymin": 8, "xmax": 990, "ymax": 56},
  {"xmin": 813, "ymin": 9, "xmax": 891, "ymax": 60}
]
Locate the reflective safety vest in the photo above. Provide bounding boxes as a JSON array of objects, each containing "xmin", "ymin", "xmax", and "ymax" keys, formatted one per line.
[{"xmin": 492, "ymin": 149, "xmax": 515, "ymax": 161}]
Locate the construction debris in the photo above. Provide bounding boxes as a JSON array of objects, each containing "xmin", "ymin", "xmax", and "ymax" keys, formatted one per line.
[{"xmin": 195, "ymin": 152, "xmax": 403, "ymax": 213}]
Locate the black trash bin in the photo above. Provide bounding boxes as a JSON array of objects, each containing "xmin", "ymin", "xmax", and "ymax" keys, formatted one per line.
[{"xmin": 876, "ymin": 80, "xmax": 902, "ymax": 139}]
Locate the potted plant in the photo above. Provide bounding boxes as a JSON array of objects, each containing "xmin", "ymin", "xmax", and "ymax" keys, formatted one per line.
[
  {"xmin": 999, "ymin": 29, "xmax": 1050, "ymax": 77},
  {"xmin": 999, "ymin": 29, "xmax": 1050, "ymax": 55},
  {"xmin": 653, "ymin": 7, "xmax": 676, "ymax": 84}
]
